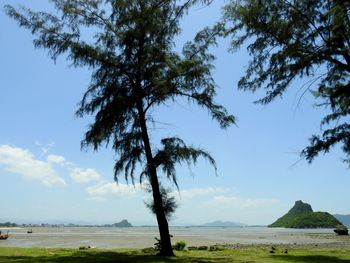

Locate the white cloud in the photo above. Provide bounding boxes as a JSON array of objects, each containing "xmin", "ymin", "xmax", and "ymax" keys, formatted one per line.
[
  {"xmin": 86, "ymin": 182, "xmax": 146, "ymax": 199},
  {"xmin": 70, "ymin": 168, "xmax": 102, "ymax": 183},
  {"xmin": 175, "ymin": 187, "xmax": 229, "ymax": 199},
  {"xmin": 204, "ymin": 195, "xmax": 278, "ymax": 208},
  {"xmin": 47, "ymin": 154, "xmax": 66, "ymax": 165},
  {"xmin": 0, "ymin": 145, "xmax": 66, "ymax": 187}
]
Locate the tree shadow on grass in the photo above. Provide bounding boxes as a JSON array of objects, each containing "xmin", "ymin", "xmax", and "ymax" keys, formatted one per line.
[
  {"xmin": 0, "ymin": 250, "xmax": 230, "ymax": 263},
  {"xmin": 1, "ymin": 251, "xmax": 166, "ymax": 263},
  {"xmin": 272, "ymin": 255, "xmax": 350, "ymax": 263}
]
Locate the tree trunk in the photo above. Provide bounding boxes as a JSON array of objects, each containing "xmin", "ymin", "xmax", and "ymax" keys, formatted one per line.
[{"xmin": 136, "ymin": 101, "xmax": 174, "ymax": 256}]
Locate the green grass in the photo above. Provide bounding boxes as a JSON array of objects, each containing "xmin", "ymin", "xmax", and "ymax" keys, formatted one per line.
[{"xmin": 0, "ymin": 247, "xmax": 350, "ymax": 263}]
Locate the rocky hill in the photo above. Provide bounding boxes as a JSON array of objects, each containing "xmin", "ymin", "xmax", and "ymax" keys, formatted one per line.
[
  {"xmin": 269, "ymin": 200, "xmax": 342, "ymax": 228},
  {"xmin": 105, "ymin": 219, "xmax": 132, "ymax": 227}
]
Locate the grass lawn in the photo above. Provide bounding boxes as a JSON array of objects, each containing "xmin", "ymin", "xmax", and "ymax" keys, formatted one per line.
[{"xmin": 0, "ymin": 247, "xmax": 350, "ymax": 263}]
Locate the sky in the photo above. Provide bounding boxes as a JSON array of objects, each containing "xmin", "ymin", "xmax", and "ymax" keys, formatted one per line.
[{"xmin": 0, "ymin": 1, "xmax": 349, "ymax": 226}]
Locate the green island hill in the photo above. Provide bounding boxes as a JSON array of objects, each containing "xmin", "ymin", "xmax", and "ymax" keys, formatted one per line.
[{"xmin": 269, "ymin": 200, "xmax": 343, "ymax": 228}]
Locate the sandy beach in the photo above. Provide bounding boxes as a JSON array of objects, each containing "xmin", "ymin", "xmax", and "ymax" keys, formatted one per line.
[{"xmin": 0, "ymin": 226, "xmax": 349, "ymax": 249}]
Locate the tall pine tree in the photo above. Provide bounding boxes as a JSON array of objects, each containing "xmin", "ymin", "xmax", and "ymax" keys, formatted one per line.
[{"xmin": 6, "ymin": 0, "xmax": 234, "ymax": 255}]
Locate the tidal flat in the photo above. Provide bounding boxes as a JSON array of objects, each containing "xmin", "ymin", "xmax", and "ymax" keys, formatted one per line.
[{"xmin": 0, "ymin": 226, "xmax": 349, "ymax": 250}]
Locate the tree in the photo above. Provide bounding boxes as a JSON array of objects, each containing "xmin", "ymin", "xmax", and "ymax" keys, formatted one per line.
[
  {"xmin": 144, "ymin": 185, "xmax": 178, "ymax": 221},
  {"xmin": 6, "ymin": 0, "xmax": 234, "ymax": 256},
  {"xmin": 222, "ymin": 0, "xmax": 350, "ymax": 165}
]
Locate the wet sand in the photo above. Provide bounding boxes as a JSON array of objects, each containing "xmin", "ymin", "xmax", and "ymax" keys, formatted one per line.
[{"xmin": 0, "ymin": 227, "xmax": 349, "ymax": 249}]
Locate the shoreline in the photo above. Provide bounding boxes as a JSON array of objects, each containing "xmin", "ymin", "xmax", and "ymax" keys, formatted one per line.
[{"xmin": 0, "ymin": 243, "xmax": 350, "ymax": 250}]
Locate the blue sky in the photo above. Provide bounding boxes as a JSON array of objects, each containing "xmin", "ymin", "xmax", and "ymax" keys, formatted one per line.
[{"xmin": 0, "ymin": 1, "xmax": 349, "ymax": 226}]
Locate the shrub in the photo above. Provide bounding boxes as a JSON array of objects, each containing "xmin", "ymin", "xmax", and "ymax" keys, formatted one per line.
[
  {"xmin": 209, "ymin": 245, "xmax": 225, "ymax": 251},
  {"xmin": 173, "ymin": 240, "xmax": 186, "ymax": 251}
]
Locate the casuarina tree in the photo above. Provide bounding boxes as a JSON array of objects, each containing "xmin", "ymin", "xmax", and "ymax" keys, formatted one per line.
[
  {"xmin": 6, "ymin": 0, "xmax": 234, "ymax": 255},
  {"xmin": 222, "ymin": 0, "xmax": 350, "ymax": 165}
]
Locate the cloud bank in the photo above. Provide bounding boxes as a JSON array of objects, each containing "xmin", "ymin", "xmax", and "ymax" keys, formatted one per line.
[
  {"xmin": 0, "ymin": 144, "xmax": 104, "ymax": 188},
  {"xmin": 0, "ymin": 145, "xmax": 66, "ymax": 187},
  {"xmin": 70, "ymin": 168, "xmax": 101, "ymax": 183},
  {"xmin": 47, "ymin": 154, "xmax": 66, "ymax": 165}
]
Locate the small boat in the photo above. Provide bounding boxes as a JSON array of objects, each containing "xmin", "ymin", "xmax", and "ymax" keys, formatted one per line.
[
  {"xmin": 334, "ymin": 225, "xmax": 349, "ymax": 235},
  {"xmin": 0, "ymin": 231, "xmax": 9, "ymax": 240},
  {"xmin": 0, "ymin": 234, "xmax": 8, "ymax": 240},
  {"xmin": 334, "ymin": 228, "xmax": 349, "ymax": 235},
  {"xmin": 27, "ymin": 229, "xmax": 33, "ymax": 234}
]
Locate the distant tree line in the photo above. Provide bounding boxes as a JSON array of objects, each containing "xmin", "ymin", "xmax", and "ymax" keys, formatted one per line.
[{"xmin": 0, "ymin": 222, "xmax": 18, "ymax": 227}]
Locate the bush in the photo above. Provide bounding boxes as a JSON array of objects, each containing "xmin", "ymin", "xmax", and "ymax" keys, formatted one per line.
[
  {"xmin": 173, "ymin": 240, "xmax": 186, "ymax": 251},
  {"xmin": 209, "ymin": 245, "xmax": 225, "ymax": 251}
]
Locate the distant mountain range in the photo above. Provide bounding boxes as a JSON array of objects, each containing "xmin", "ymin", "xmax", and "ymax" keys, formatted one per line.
[
  {"xmin": 4, "ymin": 214, "xmax": 349, "ymax": 228},
  {"xmin": 334, "ymin": 214, "xmax": 350, "ymax": 227},
  {"xmin": 269, "ymin": 200, "xmax": 342, "ymax": 228},
  {"xmin": 200, "ymin": 220, "xmax": 246, "ymax": 227}
]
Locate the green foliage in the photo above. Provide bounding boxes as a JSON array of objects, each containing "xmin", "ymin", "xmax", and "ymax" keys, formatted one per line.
[
  {"xmin": 287, "ymin": 200, "xmax": 313, "ymax": 214},
  {"xmin": 222, "ymin": 0, "xmax": 350, "ymax": 165},
  {"xmin": 269, "ymin": 201, "xmax": 342, "ymax": 228},
  {"xmin": 144, "ymin": 185, "xmax": 178, "ymax": 220},
  {"xmin": 289, "ymin": 212, "xmax": 342, "ymax": 228},
  {"xmin": 151, "ymin": 137, "xmax": 217, "ymax": 189},
  {"xmin": 173, "ymin": 240, "xmax": 186, "ymax": 251},
  {"xmin": 335, "ymin": 224, "xmax": 348, "ymax": 231},
  {"xmin": 5, "ymin": 0, "xmax": 234, "ymax": 183},
  {"xmin": 0, "ymin": 222, "xmax": 18, "ymax": 227}
]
